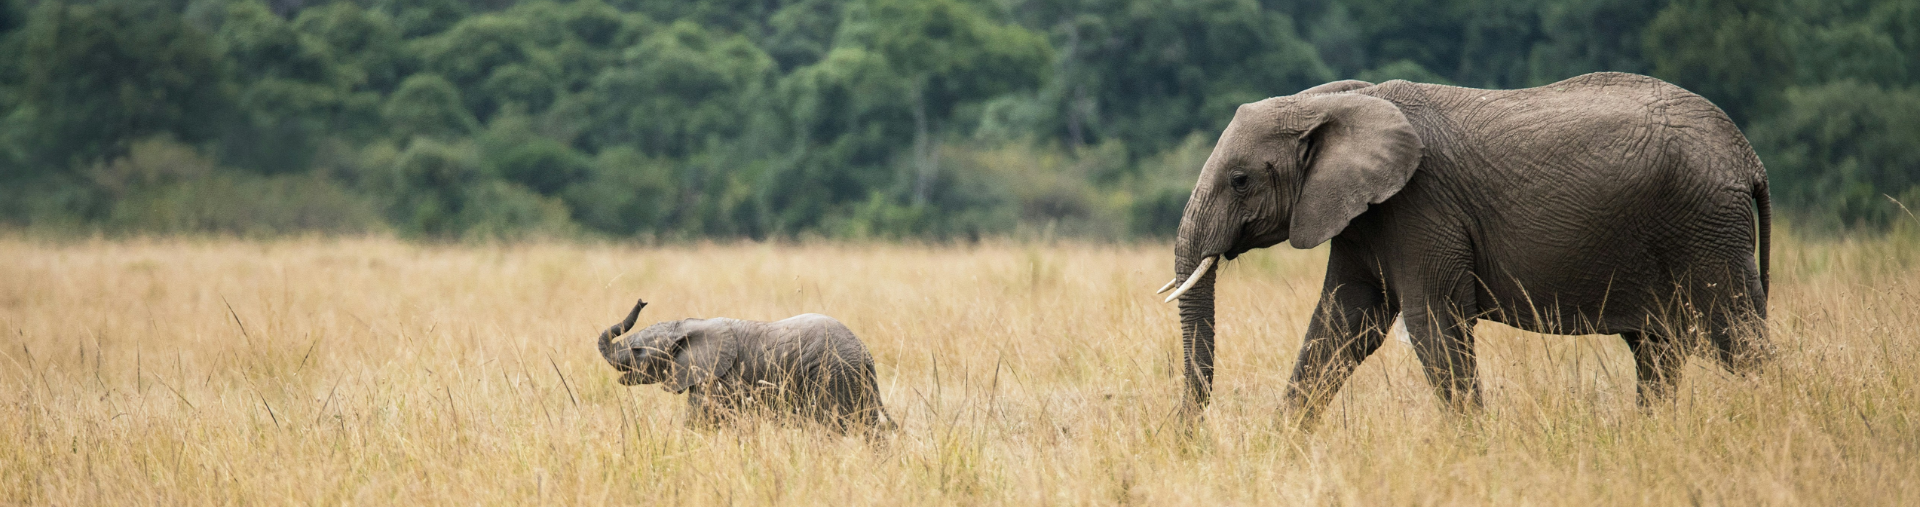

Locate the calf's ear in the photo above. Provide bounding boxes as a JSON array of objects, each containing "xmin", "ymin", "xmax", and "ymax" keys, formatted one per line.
[{"xmin": 667, "ymin": 321, "xmax": 738, "ymax": 393}]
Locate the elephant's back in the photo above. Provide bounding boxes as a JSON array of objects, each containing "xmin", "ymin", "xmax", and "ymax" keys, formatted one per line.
[
  {"xmin": 766, "ymin": 314, "xmax": 876, "ymax": 370},
  {"xmin": 1377, "ymin": 72, "xmax": 1703, "ymax": 108},
  {"xmin": 1536, "ymin": 72, "xmax": 1694, "ymax": 98},
  {"xmin": 772, "ymin": 314, "xmax": 860, "ymax": 344},
  {"xmin": 1370, "ymin": 72, "xmax": 1751, "ymax": 205},
  {"xmin": 1371, "ymin": 72, "xmax": 1729, "ymax": 139},
  {"xmin": 775, "ymin": 313, "xmax": 849, "ymax": 328}
]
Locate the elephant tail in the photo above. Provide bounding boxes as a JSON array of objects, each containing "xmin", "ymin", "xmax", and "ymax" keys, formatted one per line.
[{"xmin": 1754, "ymin": 178, "xmax": 1771, "ymax": 298}]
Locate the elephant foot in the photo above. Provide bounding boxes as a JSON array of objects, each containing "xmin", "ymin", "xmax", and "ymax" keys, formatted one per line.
[
  {"xmin": 1167, "ymin": 399, "xmax": 1209, "ymax": 434},
  {"xmin": 1179, "ymin": 396, "xmax": 1211, "ymax": 418}
]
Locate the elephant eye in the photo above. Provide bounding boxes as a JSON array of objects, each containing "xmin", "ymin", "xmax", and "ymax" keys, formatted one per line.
[{"xmin": 1229, "ymin": 172, "xmax": 1249, "ymax": 190}]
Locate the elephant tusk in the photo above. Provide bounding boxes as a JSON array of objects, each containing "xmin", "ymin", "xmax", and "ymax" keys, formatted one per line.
[
  {"xmin": 1163, "ymin": 256, "xmax": 1216, "ymax": 303},
  {"xmin": 1155, "ymin": 277, "xmax": 1180, "ymax": 294}
]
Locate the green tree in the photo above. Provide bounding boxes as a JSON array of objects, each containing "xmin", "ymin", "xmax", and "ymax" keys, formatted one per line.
[
  {"xmin": 0, "ymin": 0, "xmax": 30, "ymax": 172},
  {"xmin": 858, "ymin": 0, "xmax": 1052, "ymax": 205},
  {"xmin": 618, "ymin": 0, "xmax": 782, "ymax": 35},
  {"xmin": 1450, "ymin": 0, "xmax": 1547, "ymax": 87},
  {"xmin": 215, "ymin": 0, "xmax": 355, "ymax": 173},
  {"xmin": 7, "ymin": 0, "xmax": 232, "ymax": 174},
  {"xmin": 371, "ymin": 137, "xmax": 571, "ymax": 239},
  {"xmin": 560, "ymin": 146, "xmax": 676, "ymax": 236},
  {"xmin": 763, "ymin": 0, "xmax": 843, "ymax": 71},
  {"xmin": 293, "ymin": 2, "xmax": 408, "ymax": 93},
  {"xmin": 584, "ymin": 21, "xmax": 775, "ymax": 157},
  {"xmin": 383, "ymin": 74, "xmax": 478, "ymax": 140},
  {"xmin": 478, "ymin": 110, "xmax": 590, "ymax": 195},
  {"xmin": 1339, "ymin": 0, "xmax": 1467, "ymax": 81},
  {"xmin": 1644, "ymin": 0, "xmax": 1794, "ymax": 124},
  {"xmin": 767, "ymin": 46, "xmax": 914, "ymax": 232},
  {"xmin": 0, "ymin": 0, "xmax": 22, "ymax": 34},
  {"xmin": 1529, "ymin": 0, "xmax": 1662, "ymax": 83},
  {"xmin": 1042, "ymin": 0, "xmax": 1327, "ymax": 158},
  {"xmin": 290, "ymin": 2, "xmax": 407, "ymax": 142},
  {"xmin": 508, "ymin": 0, "xmax": 653, "ymax": 93},
  {"xmin": 375, "ymin": 0, "xmax": 470, "ymax": 38},
  {"xmin": 1749, "ymin": 81, "xmax": 1920, "ymax": 229},
  {"xmin": 1875, "ymin": 1, "xmax": 1920, "ymax": 79},
  {"xmin": 0, "ymin": 0, "xmax": 1913, "ymax": 237},
  {"xmin": 1782, "ymin": 0, "xmax": 1914, "ymax": 87},
  {"xmin": 411, "ymin": 13, "xmax": 561, "ymax": 121}
]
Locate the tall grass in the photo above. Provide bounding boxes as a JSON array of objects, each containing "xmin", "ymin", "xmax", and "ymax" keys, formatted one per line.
[{"xmin": 1, "ymin": 233, "xmax": 1915, "ymax": 504}]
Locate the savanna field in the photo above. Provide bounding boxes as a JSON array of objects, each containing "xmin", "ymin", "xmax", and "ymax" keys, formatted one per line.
[{"xmin": 3, "ymin": 233, "xmax": 1918, "ymax": 505}]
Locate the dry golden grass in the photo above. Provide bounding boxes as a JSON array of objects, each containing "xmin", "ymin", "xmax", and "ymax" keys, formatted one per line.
[{"xmin": 2, "ymin": 233, "xmax": 1917, "ymax": 505}]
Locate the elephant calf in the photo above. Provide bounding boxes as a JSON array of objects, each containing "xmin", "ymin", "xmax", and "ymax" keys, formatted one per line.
[{"xmin": 595, "ymin": 299, "xmax": 893, "ymax": 432}]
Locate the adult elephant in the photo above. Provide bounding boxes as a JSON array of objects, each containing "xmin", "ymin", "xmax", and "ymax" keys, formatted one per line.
[{"xmin": 1158, "ymin": 72, "xmax": 1771, "ymax": 425}]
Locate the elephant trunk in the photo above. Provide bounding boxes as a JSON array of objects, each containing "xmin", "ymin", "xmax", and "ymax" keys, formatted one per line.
[
  {"xmin": 1171, "ymin": 181, "xmax": 1234, "ymax": 413},
  {"xmin": 1174, "ymin": 254, "xmax": 1219, "ymax": 412},
  {"xmin": 599, "ymin": 299, "xmax": 648, "ymax": 369}
]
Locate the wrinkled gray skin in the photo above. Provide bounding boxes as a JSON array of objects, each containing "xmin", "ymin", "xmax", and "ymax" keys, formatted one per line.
[
  {"xmin": 1172, "ymin": 73, "xmax": 1771, "ymax": 425},
  {"xmin": 597, "ymin": 300, "xmax": 893, "ymax": 432}
]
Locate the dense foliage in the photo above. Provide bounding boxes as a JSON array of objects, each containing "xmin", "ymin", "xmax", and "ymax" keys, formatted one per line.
[{"xmin": 0, "ymin": 0, "xmax": 1914, "ymax": 239}]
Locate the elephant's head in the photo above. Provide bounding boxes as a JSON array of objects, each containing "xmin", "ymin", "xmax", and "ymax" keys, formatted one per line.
[
  {"xmin": 1159, "ymin": 81, "xmax": 1422, "ymax": 405},
  {"xmin": 597, "ymin": 299, "xmax": 737, "ymax": 393}
]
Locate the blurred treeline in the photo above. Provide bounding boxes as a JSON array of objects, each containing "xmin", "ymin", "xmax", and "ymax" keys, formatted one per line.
[{"xmin": 0, "ymin": 0, "xmax": 1915, "ymax": 240}]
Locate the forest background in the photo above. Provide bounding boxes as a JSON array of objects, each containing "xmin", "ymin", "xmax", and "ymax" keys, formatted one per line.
[{"xmin": 1, "ymin": 0, "xmax": 1915, "ymax": 241}]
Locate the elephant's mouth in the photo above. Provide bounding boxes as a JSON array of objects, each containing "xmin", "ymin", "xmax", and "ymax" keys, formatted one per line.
[
  {"xmin": 1223, "ymin": 221, "xmax": 1287, "ymax": 260},
  {"xmin": 1223, "ymin": 233, "xmax": 1284, "ymax": 260},
  {"xmin": 1223, "ymin": 240, "xmax": 1269, "ymax": 260}
]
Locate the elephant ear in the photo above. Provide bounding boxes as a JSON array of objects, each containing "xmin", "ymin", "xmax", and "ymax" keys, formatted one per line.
[
  {"xmin": 666, "ymin": 320, "xmax": 737, "ymax": 393},
  {"xmin": 1288, "ymin": 92, "xmax": 1423, "ymax": 249}
]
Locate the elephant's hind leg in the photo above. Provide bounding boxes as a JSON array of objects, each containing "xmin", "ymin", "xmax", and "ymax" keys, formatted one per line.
[
  {"xmin": 1706, "ymin": 310, "xmax": 1770, "ymax": 375},
  {"xmin": 1711, "ymin": 256, "xmax": 1772, "ymax": 374},
  {"xmin": 1683, "ymin": 256, "xmax": 1772, "ymax": 375},
  {"xmin": 1623, "ymin": 330, "xmax": 1683, "ymax": 405},
  {"xmin": 809, "ymin": 365, "xmax": 886, "ymax": 433},
  {"xmin": 847, "ymin": 364, "xmax": 892, "ymax": 431}
]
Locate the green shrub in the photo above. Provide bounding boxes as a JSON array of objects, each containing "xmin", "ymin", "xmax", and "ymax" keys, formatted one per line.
[
  {"xmin": 383, "ymin": 74, "xmax": 478, "ymax": 140},
  {"xmin": 560, "ymin": 146, "xmax": 675, "ymax": 237},
  {"xmin": 79, "ymin": 137, "xmax": 381, "ymax": 236},
  {"xmin": 493, "ymin": 137, "xmax": 590, "ymax": 195}
]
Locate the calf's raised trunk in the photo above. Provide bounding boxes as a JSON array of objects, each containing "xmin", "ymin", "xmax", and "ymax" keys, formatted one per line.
[{"xmin": 599, "ymin": 299, "xmax": 647, "ymax": 368}]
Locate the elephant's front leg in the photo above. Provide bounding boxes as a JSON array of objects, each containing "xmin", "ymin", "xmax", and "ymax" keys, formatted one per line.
[
  {"xmin": 1283, "ymin": 277, "xmax": 1394, "ymax": 427},
  {"xmin": 1403, "ymin": 297, "xmax": 1482, "ymax": 411},
  {"xmin": 684, "ymin": 385, "xmax": 734, "ymax": 429}
]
